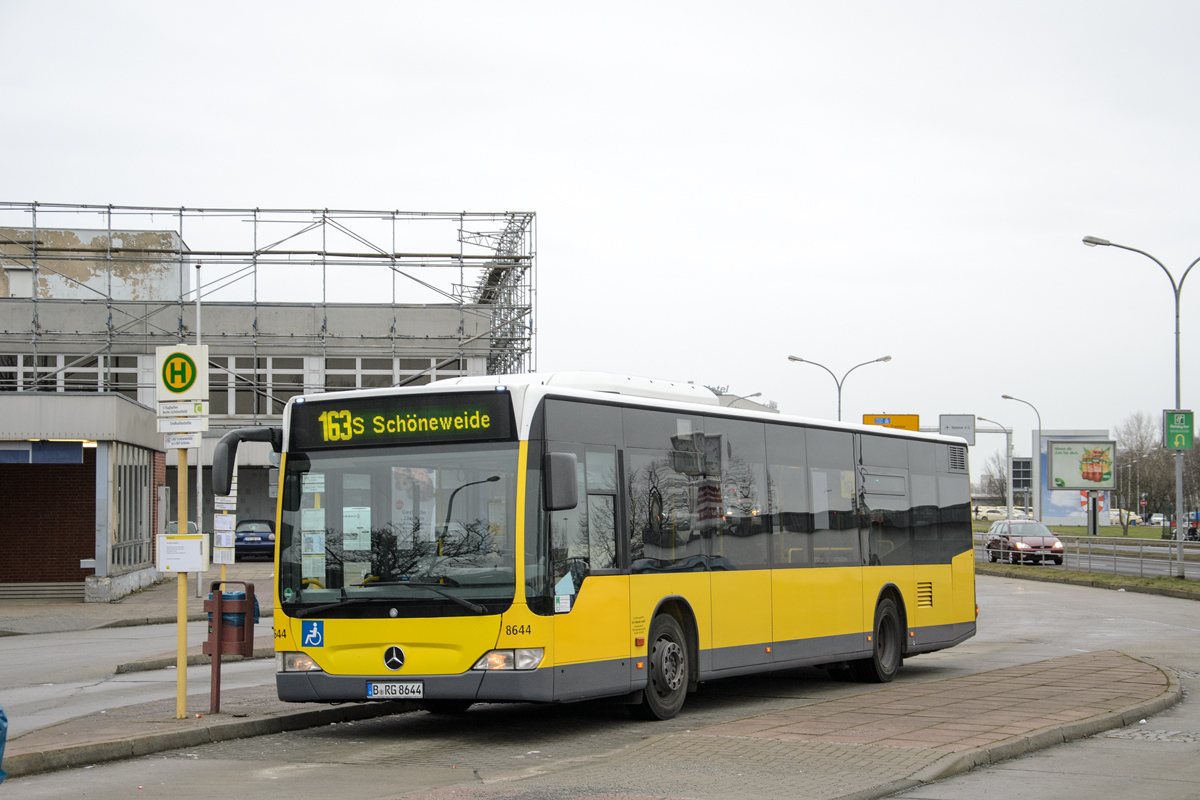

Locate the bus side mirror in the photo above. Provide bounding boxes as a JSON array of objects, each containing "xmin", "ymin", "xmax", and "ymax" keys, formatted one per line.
[
  {"xmin": 544, "ymin": 452, "xmax": 578, "ymax": 511},
  {"xmin": 213, "ymin": 426, "xmax": 282, "ymax": 496}
]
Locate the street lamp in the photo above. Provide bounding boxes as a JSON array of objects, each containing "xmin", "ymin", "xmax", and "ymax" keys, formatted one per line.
[
  {"xmin": 1002, "ymin": 394, "xmax": 1042, "ymax": 520},
  {"xmin": 724, "ymin": 391, "xmax": 762, "ymax": 408},
  {"xmin": 787, "ymin": 355, "xmax": 891, "ymax": 421},
  {"xmin": 978, "ymin": 416, "xmax": 1014, "ymax": 520},
  {"xmin": 1083, "ymin": 236, "xmax": 1198, "ymax": 575}
]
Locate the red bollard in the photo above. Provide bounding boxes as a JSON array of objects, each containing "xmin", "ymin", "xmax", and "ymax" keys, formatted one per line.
[{"xmin": 203, "ymin": 580, "xmax": 256, "ymax": 713}]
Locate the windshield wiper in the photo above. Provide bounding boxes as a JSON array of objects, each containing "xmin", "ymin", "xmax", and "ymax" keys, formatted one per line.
[
  {"xmin": 290, "ymin": 582, "xmax": 486, "ymax": 616},
  {"xmin": 356, "ymin": 581, "xmax": 487, "ymax": 614},
  {"xmin": 290, "ymin": 595, "xmax": 388, "ymax": 618}
]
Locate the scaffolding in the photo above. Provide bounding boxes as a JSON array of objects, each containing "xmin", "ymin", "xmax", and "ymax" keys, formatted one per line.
[{"xmin": 0, "ymin": 201, "xmax": 537, "ymax": 385}]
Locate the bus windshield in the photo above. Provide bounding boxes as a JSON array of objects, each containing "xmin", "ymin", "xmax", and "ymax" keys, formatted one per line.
[{"xmin": 277, "ymin": 441, "xmax": 520, "ymax": 617}]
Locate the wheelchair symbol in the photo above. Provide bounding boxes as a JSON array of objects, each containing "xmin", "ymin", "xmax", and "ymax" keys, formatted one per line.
[{"xmin": 301, "ymin": 621, "xmax": 324, "ymax": 648}]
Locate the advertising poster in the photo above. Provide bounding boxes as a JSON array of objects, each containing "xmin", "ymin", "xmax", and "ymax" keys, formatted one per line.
[
  {"xmin": 1048, "ymin": 441, "xmax": 1116, "ymax": 491},
  {"xmin": 1037, "ymin": 430, "xmax": 1113, "ymax": 525}
]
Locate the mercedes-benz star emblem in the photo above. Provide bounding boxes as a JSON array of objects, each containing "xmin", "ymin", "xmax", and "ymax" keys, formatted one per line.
[{"xmin": 383, "ymin": 646, "xmax": 405, "ymax": 671}]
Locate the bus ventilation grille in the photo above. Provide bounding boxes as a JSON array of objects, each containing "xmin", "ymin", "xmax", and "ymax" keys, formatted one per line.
[
  {"xmin": 917, "ymin": 582, "xmax": 934, "ymax": 608},
  {"xmin": 948, "ymin": 446, "xmax": 967, "ymax": 472}
]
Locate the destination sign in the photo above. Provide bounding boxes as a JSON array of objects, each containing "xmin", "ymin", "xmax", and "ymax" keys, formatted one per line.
[{"xmin": 289, "ymin": 391, "xmax": 513, "ymax": 450}]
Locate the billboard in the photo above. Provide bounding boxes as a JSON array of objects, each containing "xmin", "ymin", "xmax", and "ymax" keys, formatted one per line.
[{"xmin": 1047, "ymin": 440, "xmax": 1116, "ymax": 491}]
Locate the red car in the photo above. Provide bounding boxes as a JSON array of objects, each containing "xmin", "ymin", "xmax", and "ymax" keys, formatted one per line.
[{"xmin": 985, "ymin": 520, "xmax": 1064, "ymax": 565}]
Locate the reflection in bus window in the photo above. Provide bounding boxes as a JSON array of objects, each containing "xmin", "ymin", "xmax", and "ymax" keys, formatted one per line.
[
  {"xmin": 807, "ymin": 429, "xmax": 859, "ymax": 566},
  {"xmin": 767, "ymin": 425, "xmax": 811, "ymax": 567}
]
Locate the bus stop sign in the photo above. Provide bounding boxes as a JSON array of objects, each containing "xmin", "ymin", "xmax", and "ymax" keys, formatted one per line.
[{"xmin": 156, "ymin": 344, "xmax": 209, "ymax": 403}]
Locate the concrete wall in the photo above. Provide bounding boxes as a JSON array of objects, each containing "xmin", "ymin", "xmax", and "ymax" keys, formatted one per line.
[
  {"xmin": 0, "ymin": 227, "xmax": 187, "ymax": 301},
  {"xmin": 0, "ymin": 299, "xmax": 495, "ymax": 357}
]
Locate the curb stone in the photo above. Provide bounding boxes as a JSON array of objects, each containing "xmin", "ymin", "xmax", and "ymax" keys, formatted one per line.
[
  {"xmin": 899, "ymin": 655, "xmax": 1182, "ymax": 795},
  {"xmin": 115, "ymin": 647, "xmax": 276, "ymax": 674},
  {"xmin": 2, "ymin": 700, "xmax": 418, "ymax": 780}
]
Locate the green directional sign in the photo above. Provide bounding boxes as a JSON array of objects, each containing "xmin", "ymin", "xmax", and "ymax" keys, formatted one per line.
[{"xmin": 1164, "ymin": 410, "xmax": 1194, "ymax": 450}]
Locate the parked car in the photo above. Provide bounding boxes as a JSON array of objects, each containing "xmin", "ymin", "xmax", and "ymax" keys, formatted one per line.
[
  {"xmin": 234, "ymin": 519, "xmax": 275, "ymax": 561},
  {"xmin": 1149, "ymin": 513, "xmax": 1166, "ymax": 526},
  {"xmin": 165, "ymin": 521, "xmax": 198, "ymax": 535},
  {"xmin": 978, "ymin": 507, "xmax": 1009, "ymax": 522},
  {"xmin": 985, "ymin": 520, "xmax": 1064, "ymax": 565},
  {"xmin": 1109, "ymin": 509, "xmax": 1139, "ymax": 526}
]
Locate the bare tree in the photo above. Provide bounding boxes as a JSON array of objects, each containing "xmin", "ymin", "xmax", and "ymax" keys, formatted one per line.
[{"xmin": 979, "ymin": 450, "xmax": 1007, "ymax": 503}]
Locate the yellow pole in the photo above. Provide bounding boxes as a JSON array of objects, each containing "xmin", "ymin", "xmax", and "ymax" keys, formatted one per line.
[{"xmin": 176, "ymin": 447, "xmax": 188, "ymax": 719}]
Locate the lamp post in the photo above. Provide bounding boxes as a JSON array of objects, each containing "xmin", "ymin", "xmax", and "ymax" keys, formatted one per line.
[
  {"xmin": 724, "ymin": 391, "xmax": 762, "ymax": 408},
  {"xmin": 1122, "ymin": 459, "xmax": 1139, "ymax": 527},
  {"xmin": 1083, "ymin": 236, "xmax": 1198, "ymax": 576},
  {"xmin": 787, "ymin": 355, "xmax": 891, "ymax": 421},
  {"xmin": 1002, "ymin": 394, "xmax": 1042, "ymax": 520},
  {"xmin": 978, "ymin": 416, "xmax": 1014, "ymax": 520}
]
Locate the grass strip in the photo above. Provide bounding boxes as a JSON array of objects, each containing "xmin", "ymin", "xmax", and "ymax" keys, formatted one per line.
[{"xmin": 977, "ymin": 562, "xmax": 1200, "ymax": 601}]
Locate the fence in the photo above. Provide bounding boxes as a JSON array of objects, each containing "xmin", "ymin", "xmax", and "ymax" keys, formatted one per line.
[{"xmin": 975, "ymin": 533, "xmax": 1200, "ymax": 581}]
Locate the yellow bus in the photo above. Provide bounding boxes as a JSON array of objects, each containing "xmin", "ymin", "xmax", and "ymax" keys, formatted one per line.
[{"xmin": 214, "ymin": 372, "xmax": 976, "ymax": 720}]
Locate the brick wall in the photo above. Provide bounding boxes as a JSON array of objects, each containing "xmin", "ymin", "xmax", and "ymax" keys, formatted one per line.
[
  {"xmin": 0, "ymin": 448, "xmax": 96, "ymax": 583},
  {"xmin": 151, "ymin": 450, "xmax": 166, "ymax": 562}
]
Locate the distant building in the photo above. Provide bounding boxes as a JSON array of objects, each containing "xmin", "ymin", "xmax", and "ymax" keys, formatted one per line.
[{"xmin": 0, "ymin": 203, "xmax": 534, "ymax": 600}]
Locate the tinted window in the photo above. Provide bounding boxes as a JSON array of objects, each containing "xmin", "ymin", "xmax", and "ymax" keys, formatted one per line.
[
  {"xmin": 704, "ymin": 417, "xmax": 769, "ymax": 570},
  {"xmin": 864, "ymin": 470, "xmax": 912, "ymax": 566},
  {"xmin": 544, "ymin": 399, "xmax": 622, "ymax": 446},
  {"xmin": 806, "ymin": 429, "xmax": 859, "ymax": 565},
  {"xmin": 623, "ymin": 407, "xmax": 706, "ymax": 452},
  {"xmin": 766, "ymin": 424, "xmax": 812, "ymax": 567}
]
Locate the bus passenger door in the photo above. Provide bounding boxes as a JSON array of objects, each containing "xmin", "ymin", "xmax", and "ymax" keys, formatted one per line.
[{"xmin": 549, "ymin": 447, "xmax": 630, "ymax": 700}]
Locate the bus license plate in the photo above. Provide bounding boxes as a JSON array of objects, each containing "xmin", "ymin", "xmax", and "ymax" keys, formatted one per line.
[{"xmin": 367, "ymin": 682, "xmax": 423, "ymax": 699}]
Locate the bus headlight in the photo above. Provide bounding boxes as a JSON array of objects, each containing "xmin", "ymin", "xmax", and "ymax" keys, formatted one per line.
[
  {"xmin": 472, "ymin": 648, "xmax": 544, "ymax": 671},
  {"xmin": 276, "ymin": 652, "xmax": 324, "ymax": 672}
]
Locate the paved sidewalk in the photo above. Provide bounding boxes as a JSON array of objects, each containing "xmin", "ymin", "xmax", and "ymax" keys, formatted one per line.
[
  {"xmin": 0, "ymin": 562, "xmax": 275, "ymax": 636},
  {"xmin": 2, "ymin": 649, "xmax": 1179, "ymax": 798},
  {"xmin": 379, "ymin": 651, "xmax": 1180, "ymax": 800}
]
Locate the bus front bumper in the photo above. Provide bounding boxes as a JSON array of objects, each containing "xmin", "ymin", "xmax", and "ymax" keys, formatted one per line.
[{"xmin": 277, "ymin": 667, "xmax": 555, "ymax": 704}]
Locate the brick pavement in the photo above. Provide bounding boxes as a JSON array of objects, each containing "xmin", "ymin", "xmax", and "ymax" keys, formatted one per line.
[{"xmin": 375, "ymin": 651, "xmax": 1178, "ymax": 800}]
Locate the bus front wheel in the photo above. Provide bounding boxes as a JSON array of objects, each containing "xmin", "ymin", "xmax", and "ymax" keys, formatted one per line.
[
  {"xmin": 852, "ymin": 598, "xmax": 902, "ymax": 683},
  {"xmin": 630, "ymin": 614, "xmax": 689, "ymax": 720}
]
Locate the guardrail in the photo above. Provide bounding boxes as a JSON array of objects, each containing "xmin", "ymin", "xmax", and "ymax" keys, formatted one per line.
[{"xmin": 975, "ymin": 533, "xmax": 1200, "ymax": 580}]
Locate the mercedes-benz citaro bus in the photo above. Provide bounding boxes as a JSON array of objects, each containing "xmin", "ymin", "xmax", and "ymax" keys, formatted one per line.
[{"xmin": 212, "ymin": 372, "xmax": 976, "ymax": 720}]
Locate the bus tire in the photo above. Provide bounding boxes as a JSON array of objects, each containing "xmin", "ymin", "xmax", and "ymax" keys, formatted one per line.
[
  {"xmin": 630, "ymin": 614, "xmax": 689, "ymax": 720},
  {"xmin": 852, "ymin": 598, "xmax": 902, "ymax": 683},
  {"xmin": 422, "ymin": 700, "xmax": 473, "ymax": 715}
]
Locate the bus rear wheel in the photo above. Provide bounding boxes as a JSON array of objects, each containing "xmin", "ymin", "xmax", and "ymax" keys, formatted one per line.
[
  {"xmin": 630, "ymin": 614, "xmax": 689, "ymax": 720},
  {"xmin": 851, "ymin": 598, "xmax": 902, "ymax": 683}
]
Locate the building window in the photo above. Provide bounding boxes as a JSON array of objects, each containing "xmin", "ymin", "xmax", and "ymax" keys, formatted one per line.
[
  {"xmin": 0, "ymin": 354, "xmax": 138, "ymax": 398},
  {"xmin": 210, "ymin": 356, "xmax": 307, "ymax": 418}
]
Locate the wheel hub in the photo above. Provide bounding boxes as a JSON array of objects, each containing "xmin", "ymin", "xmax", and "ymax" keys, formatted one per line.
[{"xmin": 655, "ymin": 639, "xmax": 685, "ymax": 692}]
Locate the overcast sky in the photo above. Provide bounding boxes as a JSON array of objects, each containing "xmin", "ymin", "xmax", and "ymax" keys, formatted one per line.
[{"xmin": 4, "ymin": 1, "xmax": 1200, "ymax": 478}]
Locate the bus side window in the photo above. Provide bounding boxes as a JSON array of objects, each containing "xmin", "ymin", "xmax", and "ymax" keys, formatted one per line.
[
  {"xmin": 550, "ymin": 448, "xmax": 619, "ymax": 592},
  {"xmin": 766, "ymin": 424, "xmax": 810, "ymax": 567},
  {"xmin": 549, "ymin": 449, "xmax": 589, "ymax": 592},
  {"xmin": 807, "ymin": 429, "xmax": 859, "ymax": 566}
]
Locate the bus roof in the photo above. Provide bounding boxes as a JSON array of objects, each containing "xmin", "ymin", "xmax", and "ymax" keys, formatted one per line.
[{"xmin": 282, "ymin": 371, "xmax": 967, "ymax": 448}]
